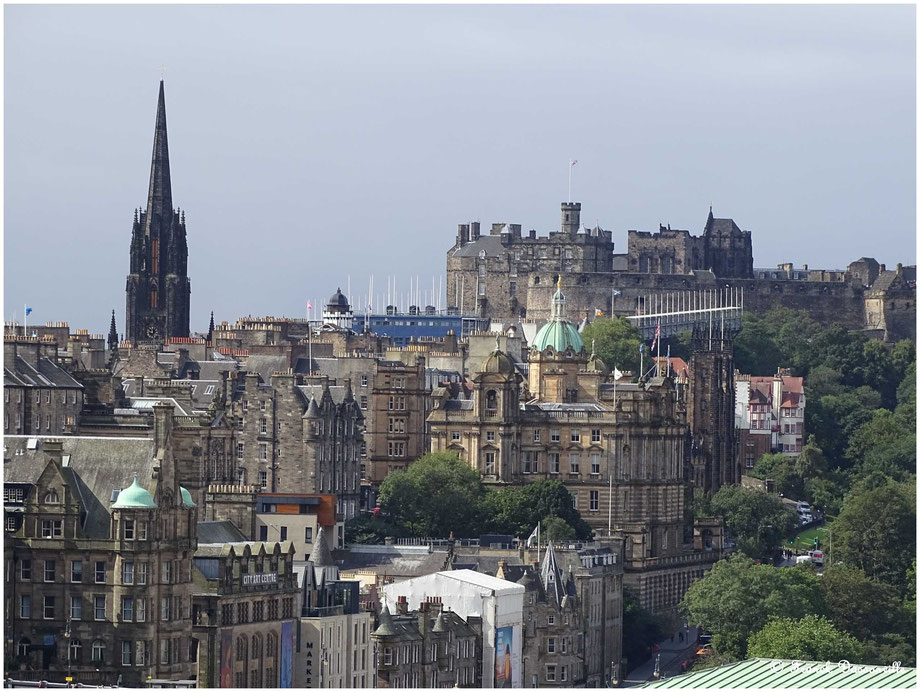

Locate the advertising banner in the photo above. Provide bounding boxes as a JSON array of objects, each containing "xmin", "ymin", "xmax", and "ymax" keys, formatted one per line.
[
  {"xmin": 219, "ymin": 629, "xmax": 233, "ymax": 688},
  {"xmin": 495, "ymin": 626, "xmax": 513, "ymax": 688},
  {"xmin": 281, "ymin": 621, "xmax": 294, "ymax": 688}
]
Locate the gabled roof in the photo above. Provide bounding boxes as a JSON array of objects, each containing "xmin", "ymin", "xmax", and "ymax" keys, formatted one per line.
[
  {"xmin": 4, "ymin": 355, "xmax": 83, "ymax": 389},
  {"xmin": 197, "ymin": 520, "xmax": 248, "ymax": 544}
]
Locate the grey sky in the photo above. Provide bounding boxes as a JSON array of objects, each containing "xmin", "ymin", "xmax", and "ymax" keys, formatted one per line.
[{"xmin": 5, "ymin": 4, "xmax": 915, "ymax": 336}]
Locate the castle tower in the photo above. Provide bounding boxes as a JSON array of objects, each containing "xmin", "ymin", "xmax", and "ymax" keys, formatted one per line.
[
  {"xmin": 125, "ymin": 80, "xmax": 191, "ymax": 342},
  {"xmin": 561, "ymin": 201, "xmax": 581, "ymax": 237}
]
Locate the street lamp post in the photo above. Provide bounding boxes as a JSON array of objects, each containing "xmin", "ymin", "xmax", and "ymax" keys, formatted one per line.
[{"xmin": 63, "ymin": 618, "xmax": 72, "ymax": 685}]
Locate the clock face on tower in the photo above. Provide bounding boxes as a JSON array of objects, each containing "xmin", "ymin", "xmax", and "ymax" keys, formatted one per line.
[{"xmin": 145, "ymin": 320, "xmax": 160, "ymax": 340}]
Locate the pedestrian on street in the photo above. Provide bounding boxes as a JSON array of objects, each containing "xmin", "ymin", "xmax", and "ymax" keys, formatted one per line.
[
  {"xmin": 671, "ymin": 634, "xmax": 675, "ymax": 643},
  {"xmin": 679, "ymin": 631, "xmax": 683, "ymax": 643}
]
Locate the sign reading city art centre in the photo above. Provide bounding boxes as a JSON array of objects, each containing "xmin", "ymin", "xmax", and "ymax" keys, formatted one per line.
[{"xmin": 243, "ymin": 572, "xmax": 278, "ymax": 585}]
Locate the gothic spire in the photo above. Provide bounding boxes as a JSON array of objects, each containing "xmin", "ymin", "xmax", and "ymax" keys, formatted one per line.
[
  {"xmin": 144, "ymin": 80, "xmax": 173, "ymax": 231},
  {"xmin": 108, "ymin": 310, "xmax": 119, "ymax": 351},
  {"xmin": 207, "ymin": 311, "xmax": 215, "ymax": 343}
]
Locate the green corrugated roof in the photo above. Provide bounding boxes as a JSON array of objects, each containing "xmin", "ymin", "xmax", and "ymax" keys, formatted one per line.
[{"xmin": 641, "ymin": 658, "xmax": 916, "ymax": 689}]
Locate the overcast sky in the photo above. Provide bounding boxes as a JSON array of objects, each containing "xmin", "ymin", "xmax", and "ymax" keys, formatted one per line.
[{"xmin": 5, "ymin": 4, "xmax": 916, "ymax": 336}]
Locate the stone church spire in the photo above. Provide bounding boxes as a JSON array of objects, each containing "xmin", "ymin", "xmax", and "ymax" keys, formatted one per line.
[
  {"xmin": 108, "ymin": 309, "xmax": 119, "ymax": 351},
  {"xmin": 144, "ymin": 80, "xmax": 173, "ymax": 230}
]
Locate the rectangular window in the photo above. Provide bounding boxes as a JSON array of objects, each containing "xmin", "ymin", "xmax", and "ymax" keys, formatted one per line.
[
  {"xmin": 259, "ymin": 443, "xmax": 268, "ymax": 461},
  {"xmin": 260, "ymin": 418, "xmax": 267, "ymax": 434},
  {"xmin": 590, "ymin": 491, "xmax": 599, "ymax": 512},
  {"xmin": 20, "ymin": 595, "xmax": 31, "ymax": 618},
  {"xmin": 122, "ymin": 597, "xmax": 134, "ymax": 622},
  {"xmin": 360, "ymin": 396, "xmax": 368, "ymax": 410},
  {"xmin": 122, "ymin": 561, "xmax": 134, "ymax": 584},
  {"xmin": 548, "ymin": 638, "xmax": 555, "ymax": 653},
  {"xmin": 44, "ymin": 560, "xmax": 55, "ymax": 582},
  {"xmin": 305, "ymin": 527, "xmax": 313, "ymax": 543},
  {"xmin": 41, "ymin": 520, "xmax": 63, "ymax": 538},
  {"xmin": 259, "ymin": 470, "xmax": 268, "ymax": 489},
  {"xmin": 533, "ymin": 429, "xmax": 541, "ymax": 442},
  {"xmin": 94, "ymin": 561, "xmax": 106, "ymax": 584},
  {"xmin": 486, "ymin": 430, "xmax": 495, "ymax": 442},
  {"xmin": 138, "ymin": 521, "xmax": 148, "ymax": 540},
  {"xmin": 452, "ymin": 431, "xmax": 461, "ymax": 441},
  {"xmin": 361, "ymin": 375, "xmax": 368, "ymax": 387},
  {"xmin": 549, "ymin": 453, "xmax": 560, "ymax": 474},
  {"xmin": 524, "ymin": 451, "xmax": 539, "ymax": 474},
  {"xmin": 161, "ymin": 597, "xmax": 170, "ymax": 622},
  {"xmin": 94, "ymin": 595, "xmax": 106, "ymax": 620},
  {"xmin": 484, "ymin": 451, "xmax": 496, "ymax": 475},
  {"xmin": 561, "ymin": 666, "xmax": 568, "ymax": 682},
  {"xmin": 136, "ymin": 598, "xmax": 146, "ymax": 622},
  {"xmin": 571, "ymin": 429, "xmax": 580, "ymax": 443},
  {"xmin": 70, "ymin": 596, "xmax": 82, "ymax": 620},
  {"xmin": 384, "ymin": 648, "xmax": 392, "ymax": 665},
  {"xmin": 122, "ymin": 641, "xmax": 132, "ymax": 666},
  {"xmin": 591, "ymin": 429, "xmax": 601, "ymax": 443},
  {"xmin": 20, "ymin": 559, "xmax": 31, "ymax": 581},
  {"xmin": 163, "ymin": 561, "xmax": 172, "ymax": 584},
  {"xmin": 44, "ymin": 595, "xmax": 55, "ymax": 619},
  {"xmin": 546, "ymin": 665, "xmax": 556, "ymax": 682},
  {"xmin": 591, "ymin": 453, "xmax": 601, "ymax": 475},
  {"xmin": 124, "ymin": 519, "xmax": 135, "ymax": 540},
  {"xmin": 137, "ymin": 562, "xmax": 148, "ymax": 585},
  {"xmin": 237, "ymin": 443, "xmax": 244, "ymax": 460},
  {"xmin": 569, "ymin": 453, "xmax": 580, "ymax": 474},
  {"xmin": 280, "ymin": 526, "xmax": 287, "ymax": 541},
  {"xmin": 550, "ymin": 429, "xmax": 560, "ymax": 442},
  {"xmin": 137, "ymin": 640, "xmax": 148, "ymax": 666}
]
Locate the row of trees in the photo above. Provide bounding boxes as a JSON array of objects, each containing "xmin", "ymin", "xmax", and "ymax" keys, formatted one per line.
[
  {"xmin": 346, "ymin": 452, "xmax": 593, "ymax": 544},
  {"xmin": 681, "ymin": 554, "xmax": 915, "ymax": 665}
]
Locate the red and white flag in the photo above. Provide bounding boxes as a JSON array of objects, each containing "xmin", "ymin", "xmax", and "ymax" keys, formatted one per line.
[
  {"xmin": 650, "ymin": 322, "xmax": 661, "ymax": 352},
  {"xmin": 307, "ymin": 301, "xmax": 313, "ymax": 310},
  {"xmin": 570, "ymin": 159, "xmax": 578, "ymax": 167}
]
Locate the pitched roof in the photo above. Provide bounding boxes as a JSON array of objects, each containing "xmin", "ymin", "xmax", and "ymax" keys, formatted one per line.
[
  {"xmin": 640, "ymin": 657, "xmax": 916, "ymax": 689},
  {"xmin": 197, "ymin": 520, "xmax": 248, "ymax": 544},
  {"xmin": 310, "ymin": 525, "xmax": 335, "ymax": 566},
  {"xmin": 4, "ymin": 355, "xmax": 83, "ymax": 389}
]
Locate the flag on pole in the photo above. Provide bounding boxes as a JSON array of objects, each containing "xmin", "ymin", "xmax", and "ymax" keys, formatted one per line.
[
  {"xmin": 666, "ymin": 345, "xmax": 671, "ymax": 374},
  {"xmin": 594, "ymin": 308, "xmax": 604, "ymax": 317},
  {"xmin": 612, "ymin": 289, "xmax": 621, "ymax": 296},
  {"xmin": 570, "ymin": 159, "xmax": 578, "ymax": 167},
  {"xmin": 307, "ymin": 301, "xmax": 313, "ymax": 310},
  {"xmin": 526, "ymin": 523, "xmax": 540, "ymax": 548},
  {"xmin": 613, "ymin": 367, "xmax": 623, "ymax": 381},
  {"xmin": 25, "ymin": 307, "xmax": 33, "ymax": 316},
  {"xmin": 650, "ymin": 322, "xmax": 661, "ymax": 352}
]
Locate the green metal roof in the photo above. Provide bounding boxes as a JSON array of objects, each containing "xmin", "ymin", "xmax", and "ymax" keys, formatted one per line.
[
  {"xmin": 179, "ymin": 486, "xmax": 197, "ymax": 508},
  {"xmin": 641, "ymin": 658, "xmax": 916, "ymax": 689},
  {"xmin": 112, "ymin": 475, "xmax": 157, "ymax": 509},
  {"xmin": 532, "ymin": 319, "xmax": 584, "ymax": 354}
]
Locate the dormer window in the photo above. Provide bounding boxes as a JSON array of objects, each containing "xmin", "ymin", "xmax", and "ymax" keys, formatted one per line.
[{"xmin": 43, "ymin": 490, "xmax": 60, "ymax": 504}]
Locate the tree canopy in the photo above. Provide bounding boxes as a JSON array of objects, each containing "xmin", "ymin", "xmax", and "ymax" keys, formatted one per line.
[
  {"xmin": 579, "ymin": 317, "xmax": 642, "ymax": 376},
  {"xmin": 679, "ymin": 554, "xmax": 827, "ymax": 660},
  {"xmin": 747, "ymin": 615, "xmax": 863, "ymax": 662},
  {"xmin": 709, "ymin": 485, "xmax": 796, "ymax": 560}
]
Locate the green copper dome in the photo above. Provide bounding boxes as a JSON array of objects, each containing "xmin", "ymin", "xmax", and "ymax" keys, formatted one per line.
[
  {"xmin": 112, "ymin": 475, "xmax": 157, "ymax": 510},
  {"xmin": 531, "ymin": 278, "xmax": 585, "ymax": 354},
  {"xmin": 179, "ymin": 487, "xmax": 197, "ymax": 508}
]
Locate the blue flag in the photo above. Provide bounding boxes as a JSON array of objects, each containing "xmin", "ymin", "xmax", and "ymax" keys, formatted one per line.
[
  {"xmin": 25, "ymin": 307, "xmax": 33, "ymax": 316},
  {"xmin": 639, "ymin": 343, "xmax": 644, "ymax": 354}
]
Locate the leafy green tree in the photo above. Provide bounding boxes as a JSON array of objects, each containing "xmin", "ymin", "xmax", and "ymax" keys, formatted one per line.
[
  {"xmin": 794, "ymin": 437, "xmax": 827, "ymax": 478},
  {"xmin": 862, "ymin": 633, "xmax": 916, "ymax": 667},
  {"xmin": 748, "ymin": 453, "xmax": 803, "ymax": 498},
  {"xmin": 832, "ymin": 479, "xmax": 916, "ymax": 590},
  {"xmin": 679, "ymin": 554, "xmax": 827, "ymax": 659},
  {"xmin": 579, "ymin": 317, "xmax": 641, "ymax": 376},
  {"xmin": 896, "ymin": 361, "xmax": 916, "ymax": 424},
  {"xmin": 733, "ymin": 312, "xmax": 781, "ymax": 376},
  {"xmin": 622, "ymin": 589, "xmax": 669, "ymax": 672},
  {"xmin": 710, "ymin": 485, "xmax": 796, "ymax": 560},
  {"xmin": 482, "ymin": 480, "xmax": 592, "ymax": 540},
  {"xmin": 747, "ymin": 615, "xmax": 862, "ymax": 662},
  {"xmin": 803, "ymin": 475, "xmax": 846, "ymax": 516},
  {"xmin": 820, "ymin": 565, "xmax": 905, "ymax": 641},
  {"xmin": 378, "ymin": 452, "xmax": 485, "ymax": 537},
  {"xmin": 891, "ymin": 339, "xmax": 916, "ymax": 374},
  {"xmin": 691, "ymin": 488, "xmax": 714, "ymax": 518},
  {"xmin": 541, "ymin": 515, "xmax": 576, "ymax": 542},
  {"xmin": 806, "ymin": 387, "xmax": 882, "ymax": 466},
  {"xmin": 806, "ymin": 365, "xmax": 846, "ymax": 399},
  {"xmin": 846, "ymin": 409, "xmax": 915, "ymax": 482},
  {"xmin": 344, "ymin": 513, "xmax": 407, "ymax": 545}
]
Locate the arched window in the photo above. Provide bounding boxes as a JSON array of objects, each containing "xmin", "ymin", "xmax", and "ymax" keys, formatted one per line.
[
  {"xmin": 266, "ymin": 633, "xmax": 277, "ymax": 658},
  {"xmin": 236, "ymin": 635, "xmax": 248, "ymax": 662},
  {"xmin": 43, "ymin": 490, "xmax": 60, "ymax": 504},
  {"xmin": 251, "ymin": 634, "xmax": 262, "ymax": 660},
  {"xmin": 486, "ymin": 390, "xmax": 497, "ymax": 415},
  {"xmin": 17, "ymin": 638, "xmax": 30, "ymax": 658},
  {"xmin": 92, "ymin": 640, "xmax": 105, "ymax": 662},
  {"xmin": 69, "ymin": 638, "xmax": 82, "ymax": 663}
]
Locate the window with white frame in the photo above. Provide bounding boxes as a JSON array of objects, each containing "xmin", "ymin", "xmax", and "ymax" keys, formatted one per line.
[
  {"xmin": 550, "ymin": 429, "xmax": 560, "ymax": 442},
  {"xmin": 569, "ymin": 453, "xmax": 580, "ymax": 474},
  {"xmin": 591, "ymin": 453, "xmax": 601, "ymax": 475},
  {"xmin": 571, "ymin": 429, "xmax": 580, "ymax": 443},
  {"xmin": 484, "ymin": 451, "xmax": 496, "ymax": 475},
  {"xmin": 591, "ymin": 429, "xmax": 601, "ymax": 443},
  {"xmin": 590, "ymin": 491, "xmax": 599, "ymax": 512},
  {"xmin": 549, "ymin": 453, "xmax": 560, "ymax": 474}
]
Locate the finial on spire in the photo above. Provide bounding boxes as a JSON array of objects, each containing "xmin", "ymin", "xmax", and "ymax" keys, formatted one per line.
[
  {"xmin": 556, "ymin": 275, "xmax": 562, "ymax": 292},
  {"xmin": 160, "ymin": 64, "xmax": 166, "ymax": 82}
]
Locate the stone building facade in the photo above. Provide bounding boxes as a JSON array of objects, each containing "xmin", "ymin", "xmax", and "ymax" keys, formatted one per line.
[
  {"xmin": 125, "ymin": 80, "xmax": 191, "ymax": 343},
  {"xmin": 372, "ymin": 598, "xmax": 482, "ymax": 688},
  {"xmin": 4, "ymin": 336, "xmax": 84, "ymax": 436},
  {"xmin": 445, "ymin": 201, "xmax": 914, "ymax": 341},
  {"xmin": 4, "ymin": 406, "xmax": 198, "ymax": 686},
  {"xmin": 191, "ymin": 540, "xmax": 300, "ymax": 688}
]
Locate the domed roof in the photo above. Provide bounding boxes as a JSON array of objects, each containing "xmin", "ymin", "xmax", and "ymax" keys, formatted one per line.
[
  {"xmin": 531, "ymin": 277, "xmax": 585, "ymax": 354},
  {"xmin": 326, "ymin": 288, "xmax": 350, "ymax": 309},
  {"xmin": 481, "ymin": 350, "xmax": 515, "ymax": 375},
  {"xmin": 179, "ymin": 486, "xmax": 197, "ymax": 508},
  {"xmin": 532, "ymin": 320, "xmax": 584, "ymax": 354},
  {"xmin": 112, "ymin": 475, "xmax": 157, "ymax": 510}
]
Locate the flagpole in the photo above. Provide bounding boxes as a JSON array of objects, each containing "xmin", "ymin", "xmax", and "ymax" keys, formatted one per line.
[
  {"xmin": 568, "ymin": 163, "xmax": 572, "ymax": 203},
  {"xmin": 608, "ymin": 469, "xmax": 613, "ymax": 538},
  {"xmin": 537, "ymin": 521, "xmax": 540, "ymax": 564},
  {"xmin": 23, "ymin": 304, "xmax": 27, "ymax": 335},
  {"xmin": 657, "ymin": 321, "xmax": 661, "ymax": 377}
]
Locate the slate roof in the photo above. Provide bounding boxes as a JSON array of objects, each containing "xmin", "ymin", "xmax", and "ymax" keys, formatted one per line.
[
  {"xmin": 640, "ymin": 658, "xmax": 916, "ymax": 689},
  {"xmin": 5, "ymin": 355, "xmax": 83, "ymax": 389},
  {"xmin": 4, "ymin": 435, "xmax": 157, "ymax": 539},
  {"xmin": 197, "ymin": 520, "xmax": 248, "ymax": 544},
  {"xmin": 296, "ymin": 384, "xmax": 351, "ymax": 406},
  {"xmin": 245, "ymin": 355, "xmax": 291, "ymax": 383},
  {"xmin": 336, "ymin": 546, "xmax": 451, "ymax": 578},
  {"xmin": 450, "ymin": 236, "xmax": 507, "ymax": 258}
]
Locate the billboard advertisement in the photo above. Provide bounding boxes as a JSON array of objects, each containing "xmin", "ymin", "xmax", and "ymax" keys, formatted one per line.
[
  {"xmin": 219, "ymin": 628, "xmax": 233, "ymax": 688},
  {"xmin": 280, "ymin": 621, "xmax": 294, "ymax": 688},
  {"xmin": 495, "ymin": 626, "xmax": 513, "ymax": 688}
]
